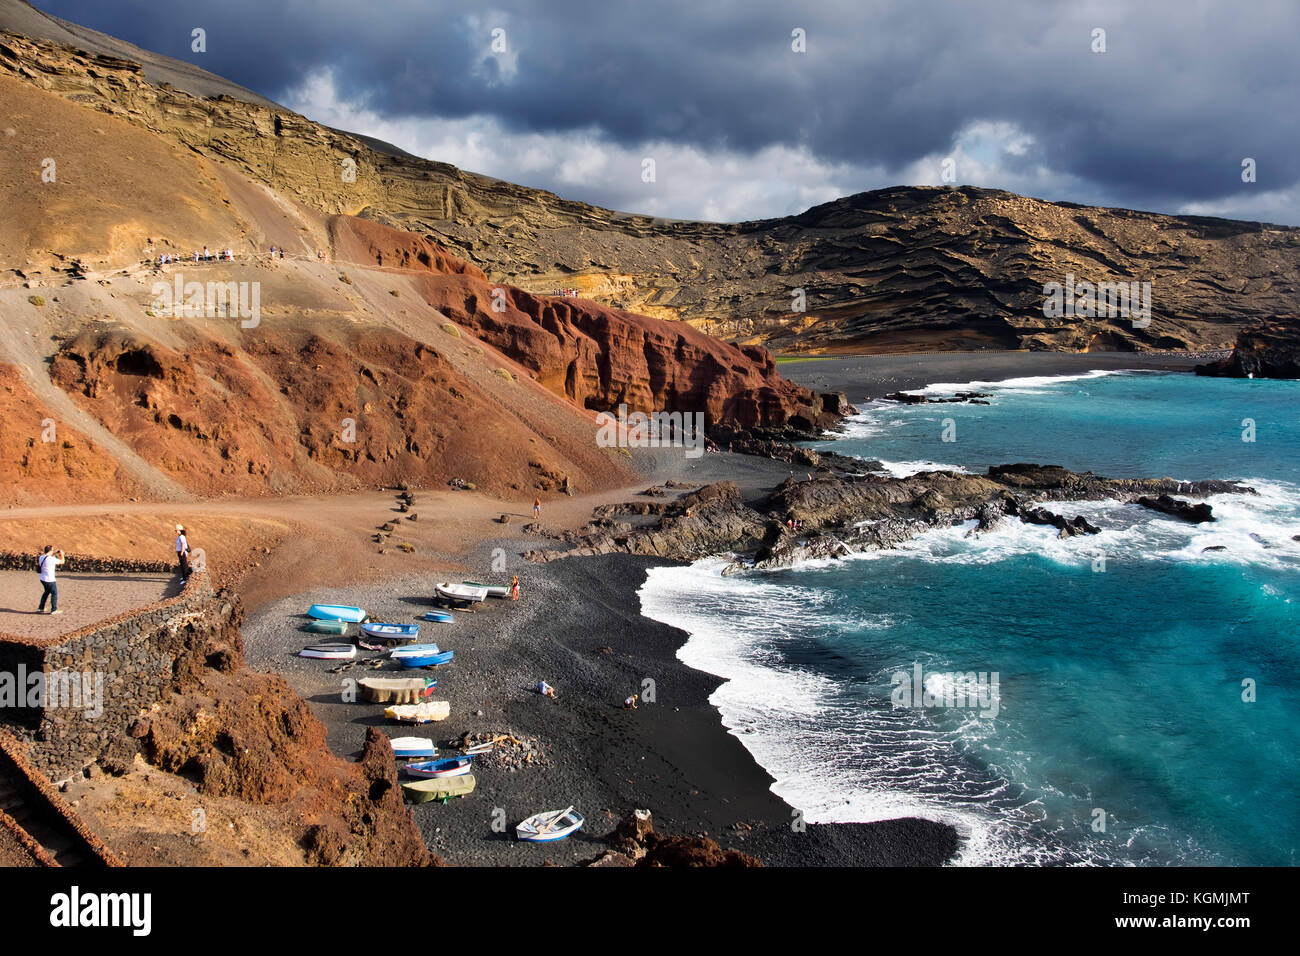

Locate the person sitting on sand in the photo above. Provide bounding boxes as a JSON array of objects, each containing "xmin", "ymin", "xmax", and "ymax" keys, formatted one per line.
[
  {"xmin": 175, "ymin": 524, "xmax": 191, "ymax": 584},
  {"xmin": 623, "ymin": 693, "xmax": 638, "ymax": 710},
  {"xmin": 37, "ymin": 545, "xmax": 64, "ymax": 615},
  {"xmin": 538, "ymin": 680, "xmax": 557, "ymax": 699}
]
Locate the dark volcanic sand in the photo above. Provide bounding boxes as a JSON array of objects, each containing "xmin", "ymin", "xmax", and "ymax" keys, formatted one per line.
[
  {"xmin": 244, "ymin": 548, "xmax": 958, "ymax": 866},
  {"xmin": 777, "ymin": 350, "xmax": 1212, "ymax": 399}
]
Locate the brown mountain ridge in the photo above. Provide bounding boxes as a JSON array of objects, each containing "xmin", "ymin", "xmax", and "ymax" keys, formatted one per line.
[{"xmin": 2, "ymin": 9, "xmax": 1296, "ymax": 357}]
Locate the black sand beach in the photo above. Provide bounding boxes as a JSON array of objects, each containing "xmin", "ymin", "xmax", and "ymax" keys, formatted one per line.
[
  {"xmin": 777, "ymin": 350, "xmax": 1213, "ymax": 398},
  {"xmin": 242, "ymin": 351, "xmax": 1207, "ymax": 866},
  {"xmin": 245, "ymin": 545, "xmax": 957, "ymax": 866}
]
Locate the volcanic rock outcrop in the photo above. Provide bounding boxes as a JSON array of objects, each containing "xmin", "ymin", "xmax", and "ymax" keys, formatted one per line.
[
  {"xmin": 1195, "ymin": 322, "xmax": 1300, "ymax": 380},
  {"xmin": 334, "ymin": 216, "xmax": 840, "ymax": 432},
  {"xmin": 526, "ymin": 462, "xmax": 1250, "ymax": 568}
]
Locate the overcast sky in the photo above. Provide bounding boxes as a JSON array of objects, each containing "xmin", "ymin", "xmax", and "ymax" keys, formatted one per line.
[{"xmin": 33, "ymin": 0, "xmax": 1300, "ymax": 225}]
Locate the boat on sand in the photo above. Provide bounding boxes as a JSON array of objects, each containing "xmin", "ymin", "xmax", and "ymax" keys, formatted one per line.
[
  {"xmin": 396, "ymin": 650, "xmax": 454, "ymax": 669},
  {"xmin": 390, "ymin": 736, "xmax": 437, "ymax": 759},
  {"xmin": 402, "ymin": 775, "xmax": 476, "ymax": 804},
  {"xmin": 305, "ymin": 619, "xmax": 349, "ymax": 635},
  {"xmin": 385, "ymin": 701, "xmax": 451, "ymax": 724},
  {"xmin": 299, "ymin": 643, "xmax": 356, "ymax": 660},
  {"xmin": 404, "ymin": 756, "xmax": 473, "ymax": 779},
  {"xmin": 389, "ymin": 643, "xmax": 441, "ymax": 658},
  {"xmin": 361, "ymin": 622, "xmax": 420, "ymax": 640},
  {"xmin": 358, "ymin": 676, "xmax": 437, "ymax": 704},
  {"xmin": 516, "ymin": 806, "xmax": 584, "ymax": 842},
  {"xmin": 435, "ymin": 582, "xmax": 488, "ymax": 604},
  {"xmin": 308, "ymin": 604, "xmax": 367, "ymax": 623}
]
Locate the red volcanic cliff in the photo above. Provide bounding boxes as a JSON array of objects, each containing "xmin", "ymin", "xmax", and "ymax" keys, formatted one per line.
[{"xmin": 332, "ymin": 216, "xmax": 842, "ymax": 433}]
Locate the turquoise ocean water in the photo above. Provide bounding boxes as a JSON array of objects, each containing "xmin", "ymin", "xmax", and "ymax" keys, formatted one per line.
[{"xmin": 639, "ymin": 370, "xmax": 1300, "ymax": 865}]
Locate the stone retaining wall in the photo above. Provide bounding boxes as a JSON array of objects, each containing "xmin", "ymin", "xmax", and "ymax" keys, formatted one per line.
[
  {"xmin": 0, "ymin": 549, "xmax": 175, "ymax": 574},
  {"xmin": 0, "ymin": 570, "xmax": 242, "ymax": 781}
]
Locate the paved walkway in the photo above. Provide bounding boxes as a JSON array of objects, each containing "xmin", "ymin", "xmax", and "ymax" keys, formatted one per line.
[{"xmin": 0, "ymin": 572, "xmax": 179, "ymax": 641}]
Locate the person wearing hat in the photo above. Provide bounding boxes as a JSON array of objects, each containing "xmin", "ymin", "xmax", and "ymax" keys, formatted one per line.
[{"xmin": 175, "ymin": 524, "xmax": 191, "ymax": 584}]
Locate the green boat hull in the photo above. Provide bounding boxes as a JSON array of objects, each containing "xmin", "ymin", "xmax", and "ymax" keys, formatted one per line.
[
  {"xmin": 402, "ymin": 774, "xmax": 477, "ymax": 804},
  {"xmin": 306, "ymin": 620, "xmax": 349, "ymax": 635}
]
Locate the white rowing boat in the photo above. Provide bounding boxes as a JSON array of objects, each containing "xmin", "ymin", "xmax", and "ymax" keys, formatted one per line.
[
  {"xmin": 516, "ymin": 806, "xmax": 584, "ymax": 842},
  {"xmin": 435, "ymin": 582, "xmax": 489, "ymax": 603}
]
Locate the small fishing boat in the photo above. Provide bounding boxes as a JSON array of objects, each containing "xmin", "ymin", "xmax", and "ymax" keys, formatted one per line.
[
  {"xmin": 396, "ymin": 650, "xmax": 454, "ymax": 669},
  {"xmin": 402, "ymin": 774, "xmax": 476, "ymax": 804},
  {"xmin": 435, "ymin": 582, "xmax": 488, "ymax": 604},
  {"xmin": 305, "ymin": 619, "xmax": 348, "ymax": 635},
  {"xmin": 361, "ymin": 622, "xmax": 420, "ymax": 640},
  {"xmin": 389, "ymin": 736, "xmax": 438, "ymax": 759},
  {"xmin": 385, "ymin": 701, "xmax": 451, "ymax": 724},
  {"xmin": 516, "ymin": 806, "xmax": 584, "ymax": 842},
  {"xmin": 389, "ymin": 643, "xmax": 442, "ymax": 659},
  {"xmin": 404, "ymin": 756, "xmax": 473, "ymax": 779},
  {"xmin": 308, "ymin": 604, "xmax": 367, "ymax": 623},
  {"xmin": 423, "ymin": 610, "xmax": 454, "ymax": 623},
  {"xmin": 298, "ymin": 643, "xmax": 356, "ymax": 660},
  {"xmin": 358, "ymin": 676, "xmax": 437, "ymax": 704},
  {"xmin": 462, "ymin": 580, "xmax": 511, "ymax": 599}
]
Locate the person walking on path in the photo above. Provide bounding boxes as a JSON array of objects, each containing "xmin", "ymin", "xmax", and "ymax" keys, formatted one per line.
[
  {"xmin": 37, "ymin": 545, "xmax": 64, "ymax": 614},
  {"xmin": 175, "ymin": 524, "xmax": 191, "ymax": 584},
  {"xmin": 533, "ymin": 498, "xmax": 541, "ymax": 520}
]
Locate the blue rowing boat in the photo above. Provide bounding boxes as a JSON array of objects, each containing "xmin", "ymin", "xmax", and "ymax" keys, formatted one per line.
[
  {"xmin": 423, "ymin": 610, "xmax": 454, "ymax": 623},
  {"xmin": 396, "ymin": 650, "xmax": 455, "ymax": 669},
  {"xmin": 361, "ymin": 622, "xmax": 420, "ymax": 640},
  {"xmin": 308, "ymin": 604, "xmax": 367, "ymax": 623},
  {"xmin": 389, "ymin": 643, "xmax": 441, "ymax": 658},
  {"xmin": 404, "ymin": 756, "xmax": 473, "ymax": 779}
]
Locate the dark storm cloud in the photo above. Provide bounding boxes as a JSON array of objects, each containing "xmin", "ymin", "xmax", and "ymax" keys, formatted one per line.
[{"xmin": 31, "ymin": 0, "xmax": 1300, "ymax": 222}]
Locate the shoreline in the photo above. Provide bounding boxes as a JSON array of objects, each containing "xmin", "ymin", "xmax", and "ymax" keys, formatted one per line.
[
  {"xmin": 243, "ymin": 544, "xmax": 959, "ymax": 866},
  {"xmin": 241, "ymin": 351, "xmax": 1218, "ymax": 867}
]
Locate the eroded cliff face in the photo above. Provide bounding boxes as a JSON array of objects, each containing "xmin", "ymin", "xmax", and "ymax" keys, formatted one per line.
[
  {"xmin": 2, "ymin": 27, "xmax": 1295, "ymax": 355},
  {"xmin": 45, "ymin": 317, "xmax": 635, "ymax": 499},
  {"xmin": 1196, "ymin": 321, "xmax": 1300, "ymax": 379},
  {"xmin": 330, "ymin": 217, "xmax": 840, "ymax": 431}
]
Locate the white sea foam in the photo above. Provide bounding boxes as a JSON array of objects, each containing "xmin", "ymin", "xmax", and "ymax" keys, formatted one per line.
[
  {"xmin": 637, "ymin": 558, "xmax": 1100, "ymax": 865},
  {"xmin": 636, "ymin": 474, "xmax": 1298, "ymax": 866},
  {"xmin": 915, "ymin": 368, "xmax": 1127, "ymax": 396}
]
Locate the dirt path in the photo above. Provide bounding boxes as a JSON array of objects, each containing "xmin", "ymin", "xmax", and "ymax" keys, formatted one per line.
[{"xmin": 0, "ymin": 476, "xmax": 676, "ymax": 614}]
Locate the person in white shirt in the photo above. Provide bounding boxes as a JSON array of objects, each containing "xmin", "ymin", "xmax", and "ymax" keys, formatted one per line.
[
  {"xmin": 175, "ymin": 524, "xmax": 191, "ymax": 584},
  {"xmin": 37, "ymin": 545, "xmax": 64, "ymax": 614}
]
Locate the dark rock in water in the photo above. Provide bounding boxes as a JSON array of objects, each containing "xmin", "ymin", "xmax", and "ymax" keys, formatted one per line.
[
  {"xmin": 1202, "ymin": 545, "xmax": 1228, "ymax": 552},
  {"xmin": 526, "ymin": 456, "xmax": 1248, "ymax": 568},
  {"xmin": 883, "ymin": 391, "xmax": 992, "ymax": 405},
  {"xmin": 1197, "ymin": 323, "xmax": 1300, "ymax": 380},
  {"xmin": 1014, "ymin": 503, "xmax": 1103, "ymax": 538},
  {"xmin": 1136, "ymin": 494, "xmax": 1215, "ymax": 523}
]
